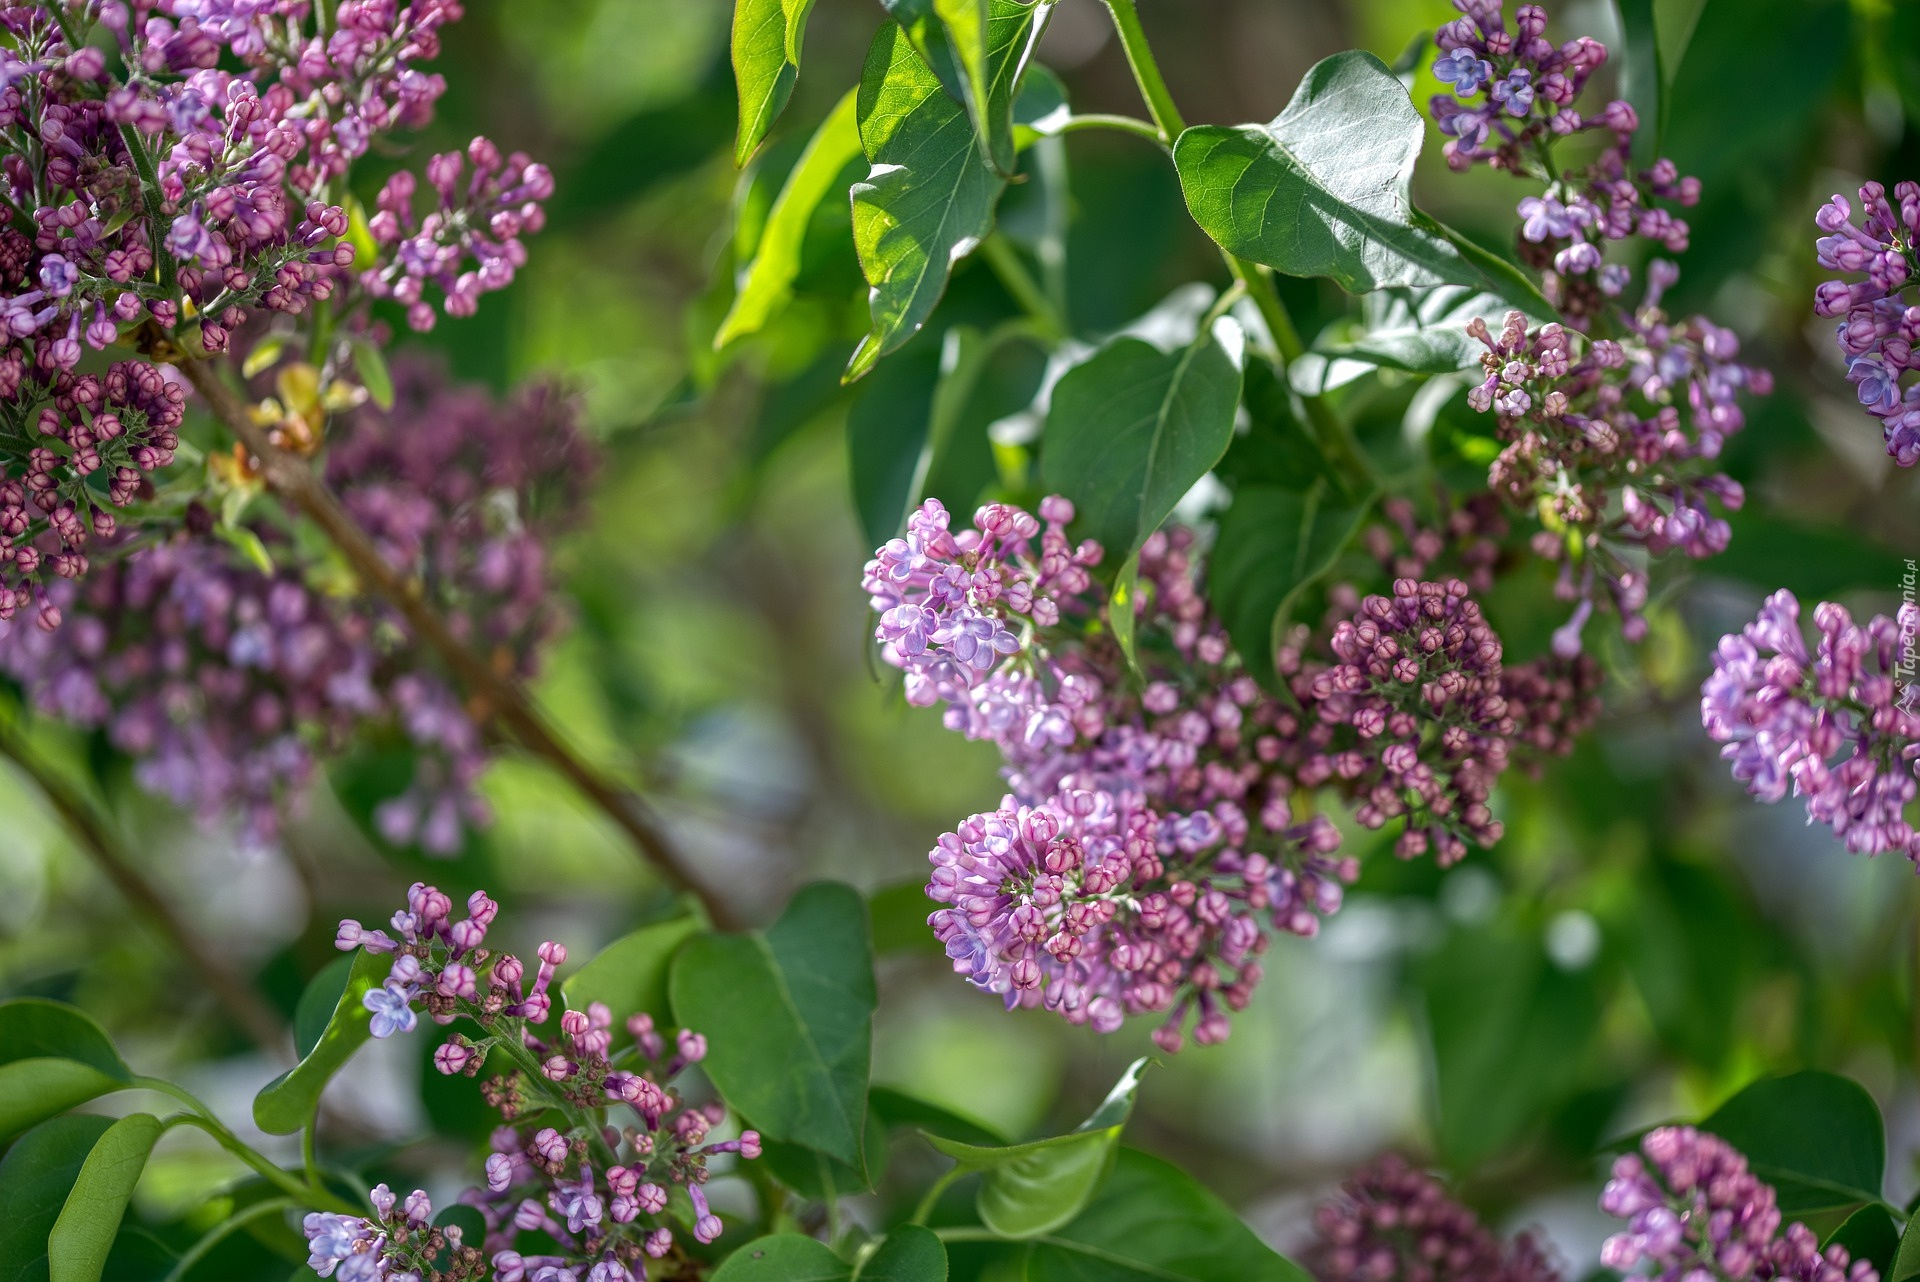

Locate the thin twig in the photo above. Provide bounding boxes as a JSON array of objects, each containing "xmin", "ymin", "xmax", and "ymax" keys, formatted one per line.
[
  {"xmin": 171, "ymin": 350, "xmax": 739, "ymax": 930},
  {"xmin": 0, "ymin": 711, "xmax": 290, "ymax": 1053}
]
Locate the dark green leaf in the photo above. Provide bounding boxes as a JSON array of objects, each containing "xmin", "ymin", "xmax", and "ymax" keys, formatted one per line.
[
  {"xmin": 433, "ymin": 1206, "xmax": 487, "ymax": 1263},
  {"xmin": 1040, "ymin": 329, "xmax": 1242, "ymax": 562},
  {"xmin": 97, "ymin": 1228, "xmax": 174, "ymax": 1282},
  {"xmin": 1029, "ymin": 1148, "xmax": 1309, "ymax": 1281},
  {"xmin": 48, "ymin": 1114, "xmax": 162, "ymax": 1282},
  {"xmin": 1700, "ymin": 1072, "xmax": 1884, "ymax": 1215},
  {"xmin": 1826, "ymin": 1204, "xmax": 1898, "ymax": 1278},
  {"xmin": 857, "ymin": 1225, "xmax": 947, "ymax": 1282},
  {"xmin": 848, "ymin": 341, "xmax": 942, "ymax": 546},
  {"xmin": 1208, "ymin": 481, "xmax": 1371, "ymax": 690},
  {"xmin": 0, "ymin": 1001, "xmax": 132, "ymax": 1142},
  {"xmin": 292, "ymin": 956, "xmax": 355, "ymax": 1061},
  {"xmin": 1614, "ymin": 0, "xmax": 1661, "ymax": 162},
  {"xmin": 561, "ymin": 915, "xmax": 703, "ymax": 1029},
  {"xmin": 1711, "ymin": 512, "xmax": 1908, "ymax": 603},
  {"xmin": 927, "ymin": 1060, "xmax": 1147, "ymax": 1240},
  {"xmin": 0, "ymin": 1116, "xmax": 115, "ymax": 1282},
  {"xmin": 671, "ymin": 883, "xmax": 875, "ymax": 1169},
  {"xmin": 760, "ymin": 1110, "xmax": 889, "ymax": 1198},
  {"xmin": 253, "ymin": 948, "xmax": 389, "ymax": 1135},
  {"xmin": 1889, "ymin": 1202, "xmax": 1920, "ymax": 1282},
  {"xmin": 711, "ymin": 1234, "xmax": 849, "ymax": 1281},
  {"xmin": 718, "ymin": 89, "xmax": 862, "ymax": 346},
  {"xmin": 731, "ymin": 0, "xmax": 819, "ymax": 166},
  {"xmin": 847, "ymin": 2, "xmax": 1049, "ymax": 380},
  {"xmin": 1174, "ymin": 51, "xmax": 1546, "ymax": 311}
]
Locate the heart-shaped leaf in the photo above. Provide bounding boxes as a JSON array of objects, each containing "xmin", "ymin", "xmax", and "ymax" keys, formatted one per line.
[
  {"xmin": 1208, "ymin": 480, "xmax": 1372, "ymax": 690},
  {"xmin": 717, "ymin": 89, "xmax": 863, "ymax": 347},
  {"xmin": 1700, "ymin": 1071, "xmax": 1885, "ymax": 1216},
  {"xmin": 1028, "ymin": 1148, "xmax": 1310, "ymax": 1281},
  {"xmin": 0, "ymin": 1115, "xmax": 116, "ymax": 1282},
  {"xmin": 1040, "ymin": 325, "xmax": 1243, "ymax": 564},
  {"xmin": 254, "ymin": 947, "xmax": 389, "ymax": 1135},
  {"xmin": 0, "ymin": 1001, "xmax": 133, "ymax": 1142},
  {"xmin": 857, "ymin": 1224, "xmax": 947, "ymax": 1282},
  {"xmin": 711, "ymin": 1233, "xmax": 849, "ymax": 1281},
  {"xmin": 47, "ymin": 1113, "xmax": 163, "ymax": 1282},
  {"xmin": 671, "ymin": 883, "xmax": 876, "ymax": 1170},
  {"xmin": 927, "ymin": 1059, "xmax": 1148, "ymax": 1239},
  {"xmin": 847, "ymin": 1, "xmax": 1053, "ymax": 380},
  {"xmin": 731, "ymin": 0, "xmax": 820, "ymax": 166},
  {"xmin": 561, "ymin": 914, "xmax": 703, "ymax": 1030},
  {"xmin": 1174, "ymin": 50, "xmax": 1547, "ymax": 314}
]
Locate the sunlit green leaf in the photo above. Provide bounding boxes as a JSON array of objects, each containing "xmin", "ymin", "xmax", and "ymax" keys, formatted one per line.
[
  {"xmin": 1174, "ymin": 51, "xmax": 1547, "ymax": 312},
  {"xmin": 48, "ymin": 1114, "xmax": 163, "ymax": 1282},
  {"xmin": 253, "ymin": 948, "xmax": 389, "ymax": 1135},
  {"xmin": 927, "ymin": 1059, "xmax": 1147, "ymax": 1239},
  {"xmin": 0, "ymin": 1001, "xmax": 133, "ymax": 1142},
  {"xmin": 0, "ymin": 1116, "xmax": 116, "ymax": 1282},
  {"xmin": 718, "ymin": 89, "xmax": 862, "ymax": 347},
  {"xmin": 731, "ymin": 0, "xmax": 820, "ymax": 166}
]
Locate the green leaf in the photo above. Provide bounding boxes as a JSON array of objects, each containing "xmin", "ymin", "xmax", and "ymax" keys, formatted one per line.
[
  {"xmin": 847, "ymin": 2, "xmax": 1050, "ymax": 380},
  {"xmin": 561, "ymin": 915, "xmax": 703, "ymax": 1029},
  {"xmin": 731, "ymin": 0, "xmax": 820, "ymax": 166},
  {"xmin": 0, "ymin": 1115, "xmax": 115, "ymax": 1282},
  {"xmin": 711, "ymin": 1234, "xmax": 850, "ymax": 1281},
  {"xmin": 1208, "ymin": 481, "xmax": 1370, "ymax": 691},
  {"xmin": 671, "ymin": 883, "xmax": 876, "ymax": 1169},
  {"xmin": 1029, "ymin": 1149, "xmax": 1309, "ymax": 1281},
  {"xmin": 1106, "ymin": 553, "xmax": 1141, "ymax": 675},
  {"xmin": 1888, "ymin": 1203, "xmax": 1920, "ymax": 1282},
  {"xmin": 761, "ymin": 1109, "xmax": 889, "ymax": 1198},
  {"xmin": 1700, "ymin": 1072, "xmax": 1884, "ymax": 1215},
  {"xmin": 1173, "ymin": 51, "xmax": 1545, "ymax": 310},
  {"xmin": 253, "ymin": 948, "xmax": 389, "ymax": 1135},
  {"xmin": 48, "ymin": 1114, "xmax": 163, "ymax": 1282},
  {"xmin": 717, "ymin": 89, "xmax": 862, "ymax": 347},
  {"xmin": 856, "ymin": 1225, "xmax": 947, "ymax": 1282},
  {"xmin": 934, "ymin": 0, "xmax": 997, "ymax": 170},
  {"xmin": 1311, "ymin": 284, "xmax": 1509, "ymax": 378},
  {"xmin": 1040, "ymin": 328, "xmax": 1242, "ymax": 563},
  {"xmin": 869, "ymin": 881, "xmax": 942, "ymax": 957},
  {"xmin": 927, "ymin": 1059, "xmax": 1148, "ymax": 1240},
  {"xmin": 1614, "ymin": 0, "xmax": 1661, "ymax": 162},
  {"xmin": 347, "ymin": 336, "xmax": 393, "ymax": 410},
  {"xmin": 848, "ymin": 341, "xmax": 943, "ymax": 545},
  {"xmin": 292, "ymin": 956, "xmax": 355, "ymax": 1061},
  {"xmin": 1825, "ymin": 1204, "xmax": 1898, "ymax": 1278},
  {"xmin": 0, "ymin": 1001, "xmax": 132, "ymax": 1142}
]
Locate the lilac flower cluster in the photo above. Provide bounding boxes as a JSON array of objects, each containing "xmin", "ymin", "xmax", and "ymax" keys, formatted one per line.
[
  {"xmin": 1701, "ymin": 590, "xmax": 1920, "ymax": 861},
  {"xmin": 320, "ymin": 884, "xmax": 758, "ymax": 1282},
  {"xmin": 0, "ymin": 0, "xmax": 547, "ymax": 624},
  {"xmin": 304, "ymin": 1184, "xmax": 483, "ymax": 1282},
  {"xmin": 1429, "ymin": 0, "xmax": 1697, "ymax": 320},
  {"xmin": 1813, "ymin": 181, "xmax": 1920, "ymax": 465},
  {"xmin": 1306, "ymin": 1154, "xmax": 1563, "ymax": 1282},
  {"xmin": 0, "ymin": 359, "xmax": 587, "ymax": 850},
  {"xmin": 1466, "ymin": 288, "xmax": 1767, "ymax": 648},
  {"xmin": 1600, "ymin": 1126, "xmax": 1877, "ymax": 1282}
]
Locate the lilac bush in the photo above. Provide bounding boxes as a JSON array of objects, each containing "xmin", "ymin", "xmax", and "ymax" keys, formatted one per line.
[{"xmin": 1814, "ymin": 182, "xmax": 1920, "ymax": 465}]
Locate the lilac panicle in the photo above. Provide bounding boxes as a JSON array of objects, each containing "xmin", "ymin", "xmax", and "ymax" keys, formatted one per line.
[
  {"xmin": 321, "ymin": 885, "xmax": 758, "ymax": 1282},
  {"xmin": 1701, "ymin": 590, "xmax": 1920, "ymax": 862},
  {"xmin": 0, "ymin": 357, "xmax": 589, "ymax": 850},
  {"xmin": 1600, "ymin": 1126, "xmax": 1877, "ymax": 1282},
  {"xmin": 1813, "ymin": 181, "xmax": 1920, "ymax": 465},
  {"xmin": 1307, "ymin": 1154, "xmax": 1564, "ymax": 1282},
  {"xmin": 0, "ymin": 0, "xmax": 547, "ymax": 626}
]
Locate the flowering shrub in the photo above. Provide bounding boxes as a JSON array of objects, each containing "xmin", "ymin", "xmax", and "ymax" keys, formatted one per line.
[{"xmin": 1, "ymin": 0, "xmax": 1917, "ymax": 1280}]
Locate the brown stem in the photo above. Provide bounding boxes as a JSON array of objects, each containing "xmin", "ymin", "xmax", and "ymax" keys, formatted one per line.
[
  {"xmin": 173, "ymin": 354, "xmax": 738, "ymax": 930},
  {"xmin": 0, "ymin": 713, "xmax": 290, "ymax": 1054}
]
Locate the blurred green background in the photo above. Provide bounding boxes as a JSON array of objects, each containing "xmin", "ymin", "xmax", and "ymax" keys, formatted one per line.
[{"xmin": 5, "ymin": 0, "xmax": 1920, "ymax": 1271}]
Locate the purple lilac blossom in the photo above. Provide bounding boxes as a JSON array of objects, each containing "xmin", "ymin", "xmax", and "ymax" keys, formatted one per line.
[
  {"xmin": 1307, "ymin": 1154, "xmax": 1564, "ymax": 1282},
  {"xmin": 1813, "ymin": 181, "xmax": 1920, "ymax": 465},
  {"xmin": 0, "ymin": 0, "xmax": 548, "ymax": 626},
  {"xmin": 1466, "ymin": 293, "xmax": 1767, "ymax": 647},
  {"xmin": 1701, "ymin": 590, "xmax": 1920, "ymax": 862},
  {"xmin": 0, "ymin": 358, "xmax": 589, "ymax": 850},
  {"xmin": 324, "ymin": 884, "xmax": 760, "ymax": 1281},
  {"xmin": 1600, "ymin": 1126, "xmax": 1878, "ymax": 1282}
]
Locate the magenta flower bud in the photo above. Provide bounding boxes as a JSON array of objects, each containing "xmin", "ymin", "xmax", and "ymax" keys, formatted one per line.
[
  {"xmin": 739, "ymin": 1130, "xmax": 762, "ymax": 1159},
  {"xmin": 486, "ymin": 1153, "xmax": 514, "ymax": 1192},
  {"xmin": 637, "ymin": 1183, "xmax": 668, "ymax": 1215},
  {"xmin": 532, "ymin": 1128, "xmax": 570, "ymax": 1164},
  {"xmin": 675, "ymin": 1029, "xmax": 706, "ymax": 1062},
  {"xmin": 644, "ymin": 1228, "xmax": 673, "ymax": 1257},
  {"xmin": 433, "ymin": 1040, "xmax": 475, "ymax": 1075}
]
